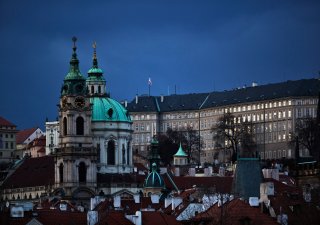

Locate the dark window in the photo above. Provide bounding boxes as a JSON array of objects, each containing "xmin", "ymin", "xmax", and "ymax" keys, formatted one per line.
[
  {"xmin": 63, "ymin": 117, "xmax": 67, "ymax": 135},
  {"xmin": 107, "ymin": 140, "xmax": 115, "ymax": 165},
  {"xmin": 5, "ymin": 142, "xmax": 8, "ymax": 149},
  {"xmin": 10, "ymin": 142, "xmax": 13, "ymax": 149},
  {"xmin": 97, "ymin": 144, "xmax": 100, "ymax": 163},
  {"xmin": 76, "ymin": 117, "xmax": 84, "ymax": 135},
  {"xmin": 59, "ymin": 163, "xmax": 64, "ymax": 183},
  {"xmin": 78, "ymin": 162, "xmax": 87, "ymax": 183},
  {"xmin": 98, "ymin": 86, "xmax": 101, "ymax": 94},
  {"xmin": 91, "ymin": 86, "xmax": 94, "ymax": 94}
]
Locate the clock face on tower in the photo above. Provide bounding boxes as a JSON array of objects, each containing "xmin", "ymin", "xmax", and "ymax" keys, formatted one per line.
[{"xmin": 74, "ymin": 96, "xmax": 85, "ymax": 108}]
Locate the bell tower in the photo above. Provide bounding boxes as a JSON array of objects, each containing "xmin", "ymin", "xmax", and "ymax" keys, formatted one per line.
[{"xmin": 54, "ymin": 37, "xmax": 97, "ymax": 199}]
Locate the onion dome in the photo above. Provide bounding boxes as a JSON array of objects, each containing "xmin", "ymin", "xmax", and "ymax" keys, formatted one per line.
[{"xmin": 144, "ymin": 163, "xmax": 165, "ymax": 188}]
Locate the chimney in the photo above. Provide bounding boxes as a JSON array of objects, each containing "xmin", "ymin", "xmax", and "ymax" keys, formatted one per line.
[
  {"xmin": 160, "ymin": 95, "xmax": 164, "ymax": 103},
  {"xmin": 113, "ymin": 195, "xmax": 121, "ymax": 208},
  {"xmin": 134, "ymin": 194, "xmax": 140, "ymax": 203},
  {"xmin": 164, "ymin": 197, "xmax": 172, "ymax": 208},
  {"xmin": 124, "ymin": 100, "xmax": 128, "ymax": 108},
  {"xmin": 172, "ymin": 197, "xmax": 182, "ymax": 210},
  {"xmin": 151, "ymin": 194, "xmax": 159, "ymax": 204},
  {"xmin": 135, "ymin": 95, "xmax": 138, "ymax": 104},
  {"xmin": 252, "ymin": 82, "xmax": 258, "ymax": 87},
  {"xmin": 125, "ymin": 211, "xmax": 142, "ymax": 225}
]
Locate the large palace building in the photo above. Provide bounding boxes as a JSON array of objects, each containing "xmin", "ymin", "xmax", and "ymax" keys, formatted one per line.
[{"xmin": 126, "ymin": 79, "xmax": 320, "ymax": 164}]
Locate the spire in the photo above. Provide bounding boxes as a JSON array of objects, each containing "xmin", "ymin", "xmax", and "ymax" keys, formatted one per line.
[
  {"xmin": 92, "ymin": 41, "xmax": 98, "ymax": 68},
  {"xmin": 87, "ymin": 41, "xmax": 103, "ymax": 76},
  {"xmin": 64, "ymin": 36, "xmax": 84, "ymax": 81},
  {"xmin": 70, "ymin": 36, "xmax": 80, "ymax": 72}
]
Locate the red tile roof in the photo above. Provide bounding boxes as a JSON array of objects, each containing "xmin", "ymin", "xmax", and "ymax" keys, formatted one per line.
[
  {"xmin": 2, "ymin": 156, "xmax": 54, "ymax": 189},
  {"xmin": 16, "ymin": 127, "xmax": 38, "ymax": 144},
  {"xmin": 194, "ymin": 199, "xmax": 278, "ymax": 225},
  {"xmin": 8, "ymin": 209, "xmax": 87, "ymax": 225},
  {"xmin": 0, "ymin": 116, "xmax": 16, "ymax": 127},
  {"xmin": 142, "ymin": 211, "xmax": 182, "ymax": 225},
  {"xmin": 165, "ymin": 176, "xmax": 233, "ymax": 193},
  {"xmin": 98, "ymin": 211, "xmax": 134, "ymax": 225}
]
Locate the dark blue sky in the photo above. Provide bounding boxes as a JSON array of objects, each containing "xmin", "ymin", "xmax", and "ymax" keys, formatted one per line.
[{"xmin": 1, "ymin": 0, "xmax": 319, "ymax": 130}]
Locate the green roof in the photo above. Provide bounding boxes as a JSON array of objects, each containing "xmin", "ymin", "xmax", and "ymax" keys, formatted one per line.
[
  {"xmin": 174, "ymin": 143, "xmax": 188, "ymax": 157},
  {"xmin": 88, "ymin": 67, "xmax": 104, "ymax": 74},
  {"xmin": 91, "ymin": 97, "xmax": 131, "ymax": 122},
  {"xmin": 144, "ymin": 163, "xmax": 165, "ymax": 188}
]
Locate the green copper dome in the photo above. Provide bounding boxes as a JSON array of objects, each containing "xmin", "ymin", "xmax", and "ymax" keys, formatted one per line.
[
  {"xmin": 144, "ymin": 163, "xmax": 165, "ymax": 188},
  {"xmin": 91, "ymin": 97, "xmax": 131, "ymax": 122},
  {"xmin": 174, "ymin": 143, "xmax": 188, "ymax": 157}
]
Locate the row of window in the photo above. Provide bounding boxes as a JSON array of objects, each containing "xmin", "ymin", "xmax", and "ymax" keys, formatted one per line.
[
  {"xmin": 0, "ymin": 141, "xmax": 15, "ymax": 149},
  {"xmin": 133, "ymin": 114, "xmax": 155, "ymax": 121},
  {"xmin": 0, "ymin": 133, "xmax": 14, "ymax": 139}
]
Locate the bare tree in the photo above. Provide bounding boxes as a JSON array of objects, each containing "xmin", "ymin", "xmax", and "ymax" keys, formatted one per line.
[
  {"xmin": 290, "ymin": 116, "xmax": 319, "ymax": 160},
  {"xmin": 158, "ymin": 127, "xmax": 203, "ymax": 165},
  {"xmin": 211, "ymin": 112, "xmax": 256, "ymax": 162}
]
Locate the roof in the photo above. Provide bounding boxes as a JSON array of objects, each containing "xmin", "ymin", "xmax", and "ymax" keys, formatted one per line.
[
  {"xmin": 174, "ymin": 143, "xmax": 188, "ymax": 157},
  {"xmin": 91, "ymin": 97, "xmax": 132, "ymax": 122},
  {"xmin": 165, "ymin": 176, "xmax": 233, "ymax": 193},
  {"xmin": 0, "ymin": 116, "xmax": 16, "ymax": 127},
  {"xmin": 144, "ymin": 164, "xmax": 165, "ymax": 188},
  {"xmin": 142, "ymin": 211, "xmax": 182, "ymax": 225},
  {"xmin": 194, "ymin": 199, "xmax": 278, "ymax": 225},
  {"xmin": 2, "ymin": 156, "xmax": 54, "ymax": 189},
  {"xmin": 7, "ymin": 209, "xmax": 87, "ymax": 225},
  {"xmin": 16, "ymin": 127, "xmax": 38, "ymax": 144},
  {"xmin": 127, "ymin": 78, "xmax": 320, "ymax": 113}
]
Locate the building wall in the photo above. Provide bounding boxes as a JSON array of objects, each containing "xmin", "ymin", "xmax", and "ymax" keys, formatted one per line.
[
  {"xmin": 128, "ymin": 96, "xmax": 318, "ymax": 164},
  {"xmin": 45, "ymin": 121, "xmax": 59, "ymax": 155},
  {"xmin": 0, "ymin": 124, "xmax": 17, "ymax": 162}
]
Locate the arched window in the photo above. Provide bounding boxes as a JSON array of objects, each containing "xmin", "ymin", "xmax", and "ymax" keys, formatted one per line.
[
  {"xmin": 76, "ymin": 116, "xmax": 84, "ymax": 135},
  {"xmin": 107, "ymin": 140, "xmax": 115, "ymax": 165},
  {"xmin": 59, "ymin": 163, "xmax": 64, "ymax": 183},
  {"xmin": 91, "ymin": 86, "xmax": 94, "ymax": 94},
  {"xmin": 63, "ymin": 117, "xmax": 67, "ymax": 135},
  {"xmin": 98, "ymin": 85, "xmax": 101, "ymax": 94},
  {"xmin": 78, "ymin": 162, "xmax": 87, "ymax": 183}
]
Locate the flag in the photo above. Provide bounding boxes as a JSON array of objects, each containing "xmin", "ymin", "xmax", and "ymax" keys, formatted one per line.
[{"xmin": 148, "ymin": 77, "xmax": 152, "ymax": 86}]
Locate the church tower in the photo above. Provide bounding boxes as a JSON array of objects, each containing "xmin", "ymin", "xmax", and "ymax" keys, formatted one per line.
[{"xmin": 54, "ymin": 37, "xmax": 97, "ymax": 199}]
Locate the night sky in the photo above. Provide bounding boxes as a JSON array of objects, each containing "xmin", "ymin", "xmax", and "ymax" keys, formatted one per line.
[{"xmin": 1, "ymin": 0, "xmax": 319, "ymax": 130}]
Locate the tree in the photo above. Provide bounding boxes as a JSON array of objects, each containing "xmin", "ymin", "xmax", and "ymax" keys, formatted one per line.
[
  {"xmin": 291, "ymin": 116, "xmax": 319, "ymax": 160},
  {"xmin": 157, "ymin": 132, "xmax": 179, "ymax": 166},
  {"xmin": 158, "ymin": 126, "xmax": 203, "ymax": 165},
  {"xmin": 289, "ymin": 92, "xmax": 320, "ymax": 162},
  {"xmin": 211, "ymin": 112, "xmax": 256, "ymax": 162}
]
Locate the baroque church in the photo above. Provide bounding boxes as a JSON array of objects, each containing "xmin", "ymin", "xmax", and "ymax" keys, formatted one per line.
[
  {"xmin": 0, "ymin": 37, "xmax": 166, "ymax": 204},
  {"xmin": 54, "ymin": 37, "xmax": 133, "ymax": 198}
]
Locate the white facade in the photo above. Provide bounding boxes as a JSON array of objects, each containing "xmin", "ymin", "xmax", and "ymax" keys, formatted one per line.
[{"xmin": 45, "ymin": 121, "xmax": 59, "ymax": 155}]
